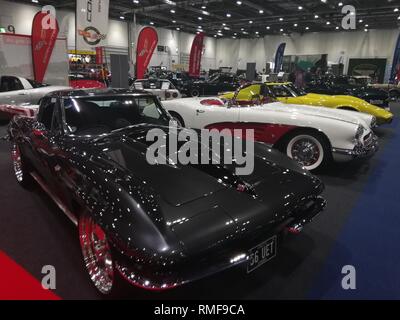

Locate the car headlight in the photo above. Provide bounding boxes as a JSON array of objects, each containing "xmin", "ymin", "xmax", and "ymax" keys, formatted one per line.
[
  {"xmin": 370, "ymin": 116, "xmax": 377, "ymax": 128},
  {"xmin": 354, "ymin": 125, "xmax": 364, "ymax": 142}
]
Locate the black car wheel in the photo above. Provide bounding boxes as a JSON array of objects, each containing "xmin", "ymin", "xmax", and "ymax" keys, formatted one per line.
[
  {"xmin": 281, "ymin": 131, "xmax": 331, "ymax": 171},
  {"xmin": 190, "ymin": 89, "xmax": 200, "ymax": 97},
  {"xmin": 11, "ymin": 143, "xmax": 33, "ymax": 188},
  {"xmin": 169, "ymin": 112, "xmax": 185, "ymax": 127},
  {"xmin": 79, "ymin": 214, "xmax": 116, "ymax": 295}
]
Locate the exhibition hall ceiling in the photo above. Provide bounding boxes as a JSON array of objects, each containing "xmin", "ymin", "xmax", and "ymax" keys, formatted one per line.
[{"xmin": 12, "ymin": 0, "xmax": 400, "ymax": 37}]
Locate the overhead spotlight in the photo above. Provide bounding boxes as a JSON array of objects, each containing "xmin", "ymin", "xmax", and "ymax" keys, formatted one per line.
[
  {"xmin": 314, "ymin": 15, "xmax": 319, "ymax": 19},
  {"xmin": 176, "ymin": 27, "xmax": 180, "ymax": 30},
  {"xmin": 298, "ymin": 6, "xmax": 303, "ymax": 10},
  {"xmin": 259, "ymin": 10, "xmax": 264, "ymax": 14},
  {"xmin": 150, "ymin": 21, "xmax": 154, "ymax": 25},
  {"xmin": 326, "ymin": 21, "xmax": 331, "ymax": 25},
  {"xmin": 336, "ymin": 26, "xmax": 340, "ymax": 30},
  {"xmin": 133, "ymin": 0, "xmax": 139, "ymax": 3},
  {"xmin": 249, "ymin": 20, "xmax": 253, "ymax": 24},
  {"xmin": 226, "ymin": 13, "xmax": 231, "ymax": 17},
  {"xmin": 266, "ymin": 26, "xmax": 270, "ymax": 29},
  {"xmin": 395, "ymin": 8, "xmax": 399, "ymax": 12},
  {"xmin": 305, "ymin": 26, "xmax": 309, "ymax": 30},
  {"xmin": 279, "ymin": 17, "xmax": 283, "ymax": 21},
  {"xmin": 172, "ymin": 20, "xmax": 176, "ymax": 23},
  {"xmin": 321, "ymin": 0, "xmax": 327, "ymax": 3},
  {"xmin": 198, "ymin": 16, "xmax": 203, "ymax": 20},
  {"xmin": 120, "ymin": 16, "xmax": 125, "ymax": 20},
  {"xmin": 170, "ymin": 9, "xmax": 175, "ymax": 13},
  {"xmin": 236, "ymin": 1, "xmax": 242, "ymax": 5},
  {"xmin": 294, "ymin": 23, "xmax": 298, "ymax": 27},
  {"xmin": 338, "ymin": 2, "xmax": 343, "ymax": 6}
]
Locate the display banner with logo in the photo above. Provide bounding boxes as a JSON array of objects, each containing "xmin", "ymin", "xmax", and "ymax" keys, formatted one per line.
[
  {"xmin": 390, "ymin": 33, "xmax": 400, "ymax": 83},
  {"xmin": 136, "ymin": 27, "xmax": 158, "ymax": 79},
  {"xmin": 274, "ymin": 43, "xmax": 286, "ymax": 73},
  {"xmin": 76, "ymin": 0, "xmax": 109, "ymax": 51},
  {"xmin": 31, "ymin": 11, "xmax": 59, "ymax": 83},
  {"xmin": 188, "ymin": 32, "xmax": 205, "ymax": 77}
]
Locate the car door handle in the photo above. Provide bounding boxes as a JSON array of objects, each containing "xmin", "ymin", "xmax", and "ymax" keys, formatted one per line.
[
  {"xmin": 196, "ymin": 109, "xmax": 205, "ymax": 114},
  {"xmin": 18, "ymin": 93, "xmax": 27, "ymax": 96}
]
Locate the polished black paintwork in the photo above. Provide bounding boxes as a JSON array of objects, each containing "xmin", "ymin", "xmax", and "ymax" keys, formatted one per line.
[
  {"xmin": 8, "ymin": 89, "xmax": 326, "ymax": 290},
  {"xmin": 185, "ymin": 73, "xmax": 241, "ymax": 97},
  {"xmin": 306, "ymin": 76, "xmax": 390, "ymax": 108}
]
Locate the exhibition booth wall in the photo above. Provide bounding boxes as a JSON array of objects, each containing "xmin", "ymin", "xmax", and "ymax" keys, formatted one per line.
[
  {"xmin": 0, "ymin": 0, "xmax": 399, "ymax": 80},
  {"xmin": 216, "ymin": 29, "xmax": 400, "ymax": 80}
]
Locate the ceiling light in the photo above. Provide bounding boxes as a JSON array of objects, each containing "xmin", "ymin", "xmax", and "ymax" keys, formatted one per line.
[
  {"xmin": 249, "ymin": 20, "xmax": 253, "ymax": 24},
  {"xmin": 298, "ymin": 6, "xmax": 303, "ymax": 10},
  {"xmin": 336, "ymin": 26, "xmax": 339, "ymax": 30},
  {"xmin": 395, "ymin": 8, "xmax": 399, "ymax": 12},
  {"xmin": 305, "ymin": 26, "xmax": 309, "ymax": 30},
  {"xmin": 150, "ymin": 22, "xmax": 154, "ymax": 25},
  {"xmin": 280, "ymin": 28, "xmax": 284, "ymax": 32},
  {"xmin": 133, "ymin": 0, "xmax": 139, "ymax": 3},
  {"xmin": 201, "ymin": 6, "xmax": 206, "ymax": 9},
  {"xmin": 294, "ymin": 23, "xmax": 298, "ymax": 27},
  {"xmin": 176, "ymin": 27, "xmax": 180, "ymax": 30},
  {"xmin": 226, "ymin": 13, "xmax": 231, "ymax": 17},
  {"xmin": 172, "ymin": 20, "xmax": 176, "ymax": 23},
  {"xmin": 31, "ymin": 0, "xmax": 39, "ymax": 3},
  {"xmin": 279, "ymin": 18, "xmax": 283, "ymax": 21},
  {"xmin": 359, "ymin": 19, "xmax": 363, "ymax": 23},
  {"xmin": 314, "ymin": 14, "xmax": 319, "ymax": 19},
  {"xmin": 255, "ymin": 31, "xmax": 259, "ymax": 34},
  {"xmin": 365, "ymin": 24, "xmax": 369, "ymax": 27},
  {"xmin": 326, "ymin": 21, "xmax": 331, "ymax": 25},
  {"xmin": 120, "ymin": 16, "xmax": 125, "ymax": 20},
  {"xmin": 236, "ymin": 1, "xmax": 242, "ymax": 5},
  {"xmin": 266, "ymin": 26, "xmax": 270, "ymax": 29},
  {"xmin": 259, "ymin": 10, "xmax": 264, "ymax": 14},
  {"xmin": 202, "ymin": 10, "xmax": 210, "ymax": 15},
  {"xmin": 198, "ymin": 16, "xmax": 203, "ymax": 20},
  {"xmin": 170, "ymin": 9, "xmax": 175, "ymax": 13},
  {"xmin": 321, "ymin": 0, "xmax": 327, "ymax": 3},
  {"xmin": 338, "ymin": 2, "xmax": 343, "ymax": 6}
]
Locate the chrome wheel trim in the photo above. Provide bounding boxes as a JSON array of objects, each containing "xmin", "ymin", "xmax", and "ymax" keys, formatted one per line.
[
  {"xmin": 171, "ymin": 115, "xmax": 183, "ymax": 127},
  {"xmin": 12, "ymin": 143, "xmax": 23, "ymax": 182},
  {"xmin": 287, "ymin": 135, "xmax": 324, "ymax": 171},
  {"xmin": 79, "ymin": 215, "xmax": 114, "ymax": 295}
]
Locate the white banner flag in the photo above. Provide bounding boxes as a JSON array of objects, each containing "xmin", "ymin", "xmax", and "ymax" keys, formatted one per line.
[{"xmin": 76, "ymin": 0, "xmax": 109, "ymax": 51}]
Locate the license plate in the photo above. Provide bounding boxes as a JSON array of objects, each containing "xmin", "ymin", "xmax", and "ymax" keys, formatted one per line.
[
  {"xmin": 370, "ymin": 100, "xmax": 383, "ymax": 105},
  {"xmin": 247, "ymin": 236, "xmax": 277, "ymax": 273}
]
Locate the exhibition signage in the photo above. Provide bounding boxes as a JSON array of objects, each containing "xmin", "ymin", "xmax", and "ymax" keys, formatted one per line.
[
  {"xmin": 189, "ymin": 32, "xmax": 205, "ymax": 77},
  {"xmin": 274, "ymin": 43, "xmax": 286, "ymax": 73},
  {"xmin": 76, "ymin": 0, "xmax": 110, "ymax": 51},
  {"xmin": 390, "ymin": 33, "xmax": 400, "ymax": 83},
  {"xmin": 136, "ymin": 27, "xmax": 158, "ymax": 79},
  {"xmin": 31, "ymin": 11, "xmax": 59, "ymax": 83}
]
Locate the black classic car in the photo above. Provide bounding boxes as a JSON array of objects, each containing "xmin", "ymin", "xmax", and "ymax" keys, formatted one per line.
[
  {"xmin": 306, "ymin": 75, "xmax": 391, "ymax": 109},
  {"xmin": 8, "ymin": 88, "xmax": 326, "ymax": 295},
  {"xmin": 184, "ymin": 72, "xmax": 241, "ymax": 97}
]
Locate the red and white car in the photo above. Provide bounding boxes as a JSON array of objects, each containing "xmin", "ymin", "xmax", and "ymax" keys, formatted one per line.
[{"xmin": 162, "ymin": 88, "xmax": 378, "ymax": 171}]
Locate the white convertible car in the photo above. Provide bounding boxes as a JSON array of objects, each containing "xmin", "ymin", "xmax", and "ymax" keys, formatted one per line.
[
  {"xmin": 0, "ymin": 75, "xmax": 69, "ymax": 119},
  {"xmin": 132, "ymin": 79, "xmax": 182, "ymax": 101},
  {"xmin": 163, "ymin": 84, "xmax": 378, "ymax": 171}
]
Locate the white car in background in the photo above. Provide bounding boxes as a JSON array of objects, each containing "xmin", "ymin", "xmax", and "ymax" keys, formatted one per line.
[
  {"xmin": 162, "ymin": 86, "xmax": 378, "ymax": 171},
  {"xmin": 0, "ymin": 75, "xmax": 70, "ymax": 119},
  {"xmin": 132, "ymin": 79, "xmax": 182, "ymax": 101}
]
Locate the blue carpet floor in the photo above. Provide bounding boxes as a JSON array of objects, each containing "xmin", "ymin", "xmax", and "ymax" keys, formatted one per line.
[{"xmin": 309, "ymin": 117, "xmax": 400, "ymax": 299}]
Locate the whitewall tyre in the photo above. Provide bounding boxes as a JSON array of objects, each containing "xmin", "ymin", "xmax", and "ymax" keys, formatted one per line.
[{"xmin": 285, "ymin": 134, "xmax": 328, "ymax": 171}]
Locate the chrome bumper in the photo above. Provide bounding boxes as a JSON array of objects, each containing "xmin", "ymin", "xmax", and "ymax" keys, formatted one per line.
[{"xmin": 332, "ymin": 134, "xmax": 379, "ymax": 162}]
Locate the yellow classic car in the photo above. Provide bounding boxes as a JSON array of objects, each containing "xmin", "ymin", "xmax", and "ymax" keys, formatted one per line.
[{"xmin": 220, "ymin": 82, "xmax": 393, "ymax": 125}]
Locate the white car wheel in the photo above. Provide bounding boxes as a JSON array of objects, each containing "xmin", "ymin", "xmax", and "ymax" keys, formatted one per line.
[{"xmin": 286, "ymin": 134, "xmax": 325, "ymax": 171}]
